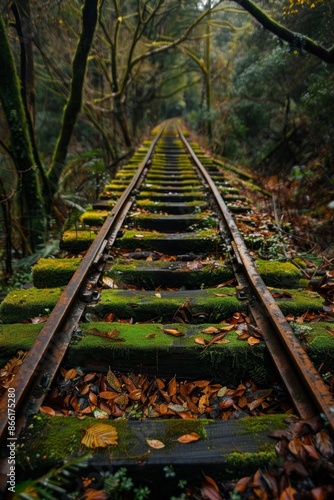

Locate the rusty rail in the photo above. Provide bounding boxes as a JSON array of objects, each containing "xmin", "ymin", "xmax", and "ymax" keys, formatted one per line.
[
  {"xmin": 178, "ymin": 126, "xmax": 334, "ymax": 433},
  {"xmin": 0, "ymin": 127, "xmax": 165, "ymax": 446}
]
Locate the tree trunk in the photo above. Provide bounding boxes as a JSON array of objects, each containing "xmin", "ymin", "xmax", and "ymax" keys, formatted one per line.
[
  {"xmin": 0, "ymin": 14, "xmax": 46, "ymax": 254},
  {"xmin": 48, "ymin": 0, "xmax": 98, "ymax": 190},
  {"xmin": 11, "ymin": 1, "xmax": 54, "ymax": 206}
]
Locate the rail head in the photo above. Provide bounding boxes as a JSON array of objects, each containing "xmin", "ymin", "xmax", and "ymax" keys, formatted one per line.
[
  {"xmin": 0, "ymin": 126, "xmax": 166, "ymax": 445},
  {"xmin": 177, "ymin": 125, "xmax": 334, "ymax": 434}
]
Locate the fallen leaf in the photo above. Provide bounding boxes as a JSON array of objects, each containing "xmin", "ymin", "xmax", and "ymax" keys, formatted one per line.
[
  {"xmin": 40, "ymin": 406, "xmax": 56, "ymax": 416},
  {"xmin": 247, "ymin": 336, "xmax": 261, "ymax": 346},
  {"xmin": 194, "ymin": 336, "xmax": 208, "ymax": 345},
  {"xmin": 146, "ymin": 439, "xmax": 165, "ymax": 449},
  {"xmin": 102, "ymin": 276, "xmax": 118, "ymax": 289},
  {"xmin": 83, "ymin": 488, "xmax": 109, "ymax": 500},
  {"xmin": 104, "ymin": 312, "xmax": 116, "ymax": 322},
  {"xmin": 315, "ymin": 429, "xmax": 334, "ymax": 459},
  {"xmin": 163, "ymin": 328, "xmax": 184, "ymax": 337},
  {"xmin": 177, "ymin": 432, "xmax": 201, "ymax": 443},
  {"xmin": 173, "ymin": 299, "xmax": 193, "ymax": 323},
  {"xmin": 201, "ymin": 475, "xmax": 222, "ymax": 500},
  {"xmin": 106, "ymin": 367, "xmax": 122, "ymax": 393},
  {"xmin": 81, "ymin": 423, "xmax": 118, "ymax": 448},
  {"xmin": 201, "ymin": 326, "xmax": 221, "ymax": 334},
  {"xmin": 64, "ymin": 368, "xmax": 78, "ymax": 380},
  {"xmin": 280, "ymin": 486, "xmax": 298, "ymax": 500},
  {"xmin": 145, "ymin": 333, "xmax": 156, "ymax": 338}
]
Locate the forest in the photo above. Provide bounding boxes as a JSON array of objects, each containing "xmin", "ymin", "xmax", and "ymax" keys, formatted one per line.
[{"xmin": 0, "ymin": 0, "xmax": 333, "ymax": 289}]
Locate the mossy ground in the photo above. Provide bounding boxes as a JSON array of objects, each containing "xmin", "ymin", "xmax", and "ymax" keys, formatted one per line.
[
  {"xmin": 68, "ymin": 322, "xmax": 272, "ymax": 382},
  {"xmin": 88, "ymin": 287, "xmax": 243, "ymax": 324},
  {"xmin": 80, "ymin": 210, "xmax": 109, "ymax": 226},
  {"xmin": 115, "ymin": 229, "xmax": 221, "ymax": 253},
  {"xmin": 0, "ymin": 287, "xmax": 63, "ymax": 323},
  {"xmin": 17, "ymin": 414, "xmax": 286, "ymax": 480},
  {"xmin": 106, "ymin": 259, "xmax": 232, "ymax": 289},
  {"xmin": 60, "ymin": 229, "xmax": 97, "ymax": 252},
  {"xmin": 33, "ymin": 258, "xmax": 81, "ymax": 288},
  {"xmin": 256, "ymin": 259, "xmax": 302, "ymax": 288},
  {"xmin": 0, "ymin": 285, "xmax": 325, "ymax": 324}
]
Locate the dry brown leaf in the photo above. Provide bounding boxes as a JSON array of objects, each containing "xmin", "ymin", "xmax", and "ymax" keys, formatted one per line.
[
  {"xmin": 201, "ymin": 326, "xmax": 221, "ymax": 334},
  {"xmin": 201, "ymin": 475, "xmax": 222, "ymax": 500},
  {"xmin": 83, "ymin": 488, "xmax": 109, "ymax": 500},
  {"xmin": 288, "ymin": 437, "xmax": 303, "ymax": 456},
  {"xmin": 145, "ymin": 333, "xmax": 156, "ymax": 338},
  {"xmin": 217, "ymin": 387, "xmax": 228, "ymax": 397},
  {"xmin": 163, "ymin": 328, "xmax": 184, "ymax": 337},
  {"xmin": 104, "ymin": 312, "xmax": 116, "ymax": 322},
  {"xmin": 315, "ymin": 429, "xmax": 334, "ymax": 459},
  {"xmin": 280, "ymin": 486, "xmax": 298, "ymax": 500},
  {"xmin": 81, "ymin": 423, "xmax": 118, "ymax": 448},
  {"xmin": 247, "ymin": 336, "xmax": 261, "ymax": 346},
  {"xmin": 128, "ymin": 389, "xmax": 142, "ymax": 401},
  {"xmin": 99, "ymin": 391, "xmax": 119, "ymax": 400},
  {"xmin": 194, "ymin": 336, "xmax": 208, "ymax": 345},
  {"xmin": 219, "ymin": 324, "xmax": 235, "ymax": 332},
  {"xmin": 64, "ymin": 368, "xmax": 78, "ymax": 380},
  {"xmin": 168, "ymin": 376, "xmax": 177, "ymax": 397},
  {"xmin": 40, "ymin": 406, "xmax": 56, "ymax": 416},
  {"xmin": 234, "ymin": 476, "xmax": 250, "ymax": 493},
  {"xmin": 146, "ymin": 439, "xmax": 165, "ymax": 449},
  {"xmin": 325, "ymin": 326, "xmax": 334, "ymax": 336},
  {"xmin": 106, "ymin": 367, "xmax": 122, "ymax": 393},
  {"xmin": 177, "ymin": 432, "xmax": 201, "ymax": 443}
]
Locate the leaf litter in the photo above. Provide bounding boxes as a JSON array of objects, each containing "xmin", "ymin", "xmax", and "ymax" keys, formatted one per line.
[{"xmin": 42, "ymin": 370, "xmax": 292, "ymax": 420}]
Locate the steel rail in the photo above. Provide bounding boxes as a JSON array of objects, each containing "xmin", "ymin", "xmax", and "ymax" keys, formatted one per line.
[
  {"xmin": 178, "ymin": 126, "xmax": 334, "ymax": 433},
  {"xmin": 0, "ymin": 126, "xmax": 165, "ymax": 447}
]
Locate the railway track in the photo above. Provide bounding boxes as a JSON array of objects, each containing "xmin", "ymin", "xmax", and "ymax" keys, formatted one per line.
[{"xmin": 0, "ymin": 120, "xmax": 334, "ymax": 497}]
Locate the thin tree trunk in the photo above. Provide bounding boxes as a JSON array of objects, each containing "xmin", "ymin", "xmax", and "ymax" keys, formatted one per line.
[
  {"xmin": 0, "ymin": 14, "xmax": 46, "ymax": 253},
  {"xmin": 48, "ymin": 0, "xmax": 98, "ymax": 190}
]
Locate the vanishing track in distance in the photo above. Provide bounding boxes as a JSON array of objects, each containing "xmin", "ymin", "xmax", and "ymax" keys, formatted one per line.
[{"xmin": 0, "ymin": 121, "xmax": 333, "ymax": 495}]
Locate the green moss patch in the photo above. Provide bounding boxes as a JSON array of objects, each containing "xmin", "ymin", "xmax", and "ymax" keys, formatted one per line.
[
  {"xmin": 115, "ymin": 229, "xmax": 221, "ymax": 253},
  {"xmin": 60, "ymin": 229, "xmax": 98, "ymax": 252},
  {"xmin": 106, "ymin": 259, "xmax": 232, "ymax": 289},
  {"xmin": 18, "ymin": 414, "xmax": 285, "ymax": 478},
  {"xmin": 0, "ymin": 323, "xmax": 41, "ymax": 366},
  {"xmin": 71, "ymin": 322, "xmax": 271, "ymax": 382},
  {"xmin": 32, "ymin": 258, "xmax": 81, "ymax": 288},
  {"xmin": 256, "ymin": 259, "xmax": 302, "ymax": 288},
  {"xmin": 137, "ymin": 191, "xmax": 205, "ymax": 202},
  {"xmin": 80, "ymin": 210, "xmax": 109, "ymax": 226},
  {"xmin": 271, "ymin": 288, "xmax": 323, "ymax": 315},
  {"xmin": 88, "ymin": 287, "xmax": 244, "ymax": 324},
  {"xmin": 135, "ymin": 199, "xmax": 208, "ymax": 213},
  {"xmin": 0, "ymin": 288, "xmax": 62, "ymax": 323}
]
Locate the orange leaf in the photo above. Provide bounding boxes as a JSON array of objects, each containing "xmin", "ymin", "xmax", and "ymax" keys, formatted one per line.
[
  {"xmin": 106, "ymin": 367, "xmax": 122, "ymax": 392},
  {"xmin": 280, "ymin": 486, "xmax": 298, "ymax": 500},
  {"xmin": 168, "ymin": 376, "xmax": 177, "ymax": 397},
  {"xmin": 146, "ymin": 439, "xmax": 165, "ymax": 449},
  {"xmin": 64, "ymin": 368, "xmax": 78, "ymax": 380},
  {"xmin": 40, "ymin": 406, "xmax": 56, "ymax": 416},
  {"xmin": 99, "ymin": 391, "xmax": 119, "ymax": 400},
  {"xmin": 201, "ymin": 326, "xmax": 220, "ymax": 334},
  {"xmin": 163, "ymin": 328, "xmax": 184, "ymax": 337},
  {"xmin": 194, "ymin": 336, "xmax": 208, "ymax": 345},
  {"xmin": 81, "ymin": 424, "xmax": 118, "ymax": 448},
  {"xmin": 247, "ymin": 336, "xmax": 261, "ymax": 346},
  {"xmin": 177, "ymin": 432, "xmax": 201, "ymax": 443},
  {"xmin": 128, "ymin": 389, "xmax": 142, "ymax": 401}
]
